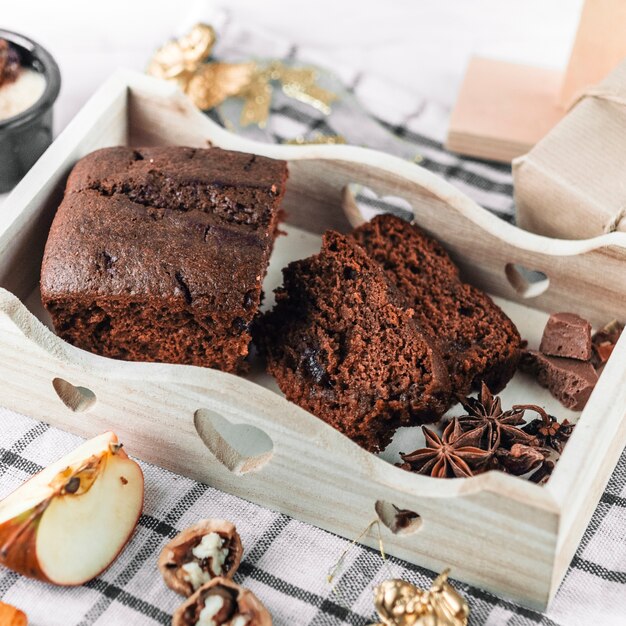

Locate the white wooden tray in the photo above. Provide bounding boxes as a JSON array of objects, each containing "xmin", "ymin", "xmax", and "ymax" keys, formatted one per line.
[{"xmin": 1, "ymin": 70, "xmax": 625, "ymax": 610}]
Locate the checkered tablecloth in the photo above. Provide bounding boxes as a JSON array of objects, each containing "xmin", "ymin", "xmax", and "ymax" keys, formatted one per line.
[{"xmin": 1, "ymin": 9, "xmax": 625, "ymax": 626}]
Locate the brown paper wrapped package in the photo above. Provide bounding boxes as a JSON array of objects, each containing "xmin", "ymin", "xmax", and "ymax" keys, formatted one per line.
[{"xmin": 513, "ymin": 59, "xmax": 626, "ymax": 239}]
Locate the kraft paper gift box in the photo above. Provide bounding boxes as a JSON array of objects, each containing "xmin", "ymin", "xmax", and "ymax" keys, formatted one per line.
[{"xmin": 513, "ymin": 58, "xmax": 626, "ymax": 239}]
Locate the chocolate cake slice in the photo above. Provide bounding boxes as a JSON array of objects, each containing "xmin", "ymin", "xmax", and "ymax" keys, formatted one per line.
[
  {"xmin": 41, "ymin": 146, "xmax": 288, "ymax": 373},
  {"xmin": 257, "ymin": 231, "xmax": 451, "ymax": 452},
  {"xmin": 352, "ymin": 214, "xmax": 521, "ymax": 396}
]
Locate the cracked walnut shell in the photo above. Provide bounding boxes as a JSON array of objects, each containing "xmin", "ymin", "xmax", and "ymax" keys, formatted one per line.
[
  {"xmin": 173, "ymin": 577, "xmax": 272, "ymax": 626},
  {"xmin": 159, "ymin": 519, "xmax": 243, "ymax": 597}
]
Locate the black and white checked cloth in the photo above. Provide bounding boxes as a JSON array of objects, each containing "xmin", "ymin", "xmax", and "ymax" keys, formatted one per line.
[{"xmin": 1, "ymin": 10, "xmax": 625, "ymax": 626}]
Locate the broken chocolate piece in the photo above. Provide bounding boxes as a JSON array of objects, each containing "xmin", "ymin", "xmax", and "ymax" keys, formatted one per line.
[
  {"xmin": 521, "ymin": 350, "xmax": 598, "ymax": 411},
  {"xmin": 173, "ymin": 577, "xmax": 272, "ymax": 626},
  {"xmin": 539, "ymin": 312, "xmax": 592, "ymax": 361}
]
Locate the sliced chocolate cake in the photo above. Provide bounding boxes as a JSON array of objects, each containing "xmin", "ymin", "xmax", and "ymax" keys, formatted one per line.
[
  {"xmin": 257, "ymin": 230, "xmax": 451, "ymax": 452},
  {"xmin": 352, "ymin": 214, "xmax": 521, "ymax": 396}
]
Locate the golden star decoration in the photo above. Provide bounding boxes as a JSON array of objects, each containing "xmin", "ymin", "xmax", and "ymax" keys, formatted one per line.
[{"xmin": 147, "ymin": 23, "xmax": 338, "ymax": 128}]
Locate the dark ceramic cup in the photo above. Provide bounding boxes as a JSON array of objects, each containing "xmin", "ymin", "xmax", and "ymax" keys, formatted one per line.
[{"xmin": 0, "ymin": 29, "xmax": 61, "ymax": 193}]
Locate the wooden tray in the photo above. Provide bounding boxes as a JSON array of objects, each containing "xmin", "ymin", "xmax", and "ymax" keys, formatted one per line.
[{"xmin": 1, "ymin": 70, "xmax": 626, "ymax": 610}]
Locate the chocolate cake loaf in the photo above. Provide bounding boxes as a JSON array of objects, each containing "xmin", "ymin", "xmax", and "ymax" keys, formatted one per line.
[
  {"xmin": 257, "ymin": 230, "xmax": 451, "ymax": 452},
  {"xmin": 352, "ymin": 214, "xmax": 521, "ymax": 396},
  {"xmin": 41, "ymin": 146, "xmax": 288, "ymax": 373}
]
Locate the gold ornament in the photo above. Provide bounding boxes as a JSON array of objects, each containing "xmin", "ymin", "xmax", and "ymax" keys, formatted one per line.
[
  {"xmin": 186, "ymin": 61, "xmax": 255, "ymax": 111},
  {"xmin": 372, "ymin": 570, "xmax": 469, "ymax": 626},
  {"xmin": 284, "ymin": 134, "xmax": 346, "ymax": 145},
  {"xmin": 147, "ymin": 23, "xmax": 338, "ymax": 128},
  {"xmin": 325, "ymin": 521, "xmax": 467, "ymax": 625},
  {"xmin": 268, "ymin": 62, "xmax": 337, "ymax": 114},
  {"xmin": 239, "ymin": 67, "xmax": 273, "ymax": 128},
  {"xmin": 147, "ymin": 23, "xmax": 216, "ymax": 89}
]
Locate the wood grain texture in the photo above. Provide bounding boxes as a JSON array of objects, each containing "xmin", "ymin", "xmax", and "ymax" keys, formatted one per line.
[
  {"xmin": 559, "ymin": 0, "xmax": 626, "ymax": 106},
  {"xmin": 446, "ymin": 0, "xmax": 626, "ymax": 162},
  {"xmin": 446, "ymin": 57, "xmax": 564, "ymax": 162},
  {"xmin": 0, "ymin": 70, "xmax": 625, "ymax": 609}
]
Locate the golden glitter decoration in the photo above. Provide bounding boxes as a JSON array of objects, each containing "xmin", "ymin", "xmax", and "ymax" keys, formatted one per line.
[
  {"xmin": 186, "ymin": 61, "xmax": 255, "ymax": 111},
  {"xmin": 268, "ymin": 62, "xmax": 337, "ymax": 114},
  {"xmin": 372, "ymin": 570, "xmax": 469, "ymax": 626},
  {"xmin": 284, "ymin": 134, "xmax": 346, "ymax": 146},
  {"xmin": 239, "ymin": 67, "xmax": 273, "ymax": 128},
  {"xmin": 147, "ymin": 23, "xmax": 338, "ymax": 128}
]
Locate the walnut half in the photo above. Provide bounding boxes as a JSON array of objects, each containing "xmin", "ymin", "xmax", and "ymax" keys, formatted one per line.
[
  {"xmin": 159, "ymin": 519, "xmax": 243, "ymax": 597},
  {"xmin": 173, "ymin": 577, "xmax": 272, "ymax": 626}
]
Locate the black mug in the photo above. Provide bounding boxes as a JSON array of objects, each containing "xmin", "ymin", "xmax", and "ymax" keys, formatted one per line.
[{"xmin": 0, "ymin": 29, "xmax": 61, "ymax": 193}]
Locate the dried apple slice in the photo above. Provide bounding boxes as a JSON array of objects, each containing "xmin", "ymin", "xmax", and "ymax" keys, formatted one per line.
[{"xmin": 0, "ymin": 431, "xmax": 143, "ymax": 585}]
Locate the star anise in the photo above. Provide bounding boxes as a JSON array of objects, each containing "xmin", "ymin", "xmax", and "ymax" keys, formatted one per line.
[
  {"xmin": 529, "ymin": 459, "xmax": 555, "ymax": 485},
  {"xmin": 591, "ymin": 319, "xmax": 623, "ymax": 367},
  {"xmin": 495, "ymin": 443, "xmax": 547, "ymax": 476},
  {"xmin": 456, "ymin": 382, "xmax": 538, "ymax": 448},
  {"xmin": 399, "ymin": 419, "xmax": 494, "ymax": 478},
  {"xmin": 519, "ymin": 404, "xmax": 574, "ymax": 454}
]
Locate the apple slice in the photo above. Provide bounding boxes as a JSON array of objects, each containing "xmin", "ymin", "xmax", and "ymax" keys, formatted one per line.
[{"xmin": 0, "ymin": 431, "xmax": 143, "ymax": 585}]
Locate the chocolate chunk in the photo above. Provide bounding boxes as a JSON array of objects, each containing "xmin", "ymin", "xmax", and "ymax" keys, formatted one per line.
[
  {"xmin": 521, "ymin": 350, "xmax": 598, "ymax": 411},
  {"xmin": 539, "ymin": 312, "xmax": 592, "ymax": 361},
  {"xmin": 301, "ymin": 347, "xmax": 330, "ymax": 387}
]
